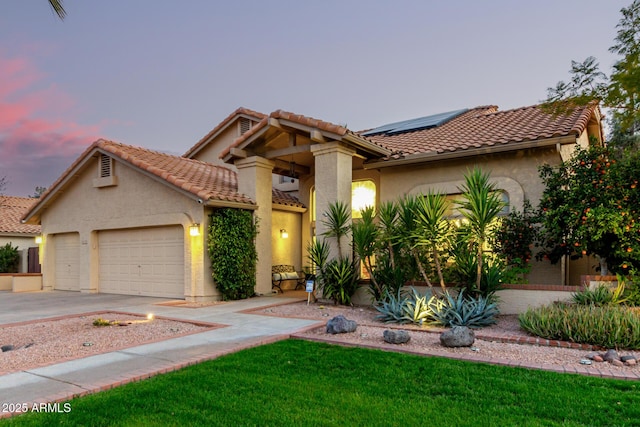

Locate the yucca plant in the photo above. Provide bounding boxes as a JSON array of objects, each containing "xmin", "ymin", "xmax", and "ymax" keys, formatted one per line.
[
  {"xmin": 397, "ymin": 194, "xmax": 432, "ymax": 287},
  {"xmin": 377, "ymin": 200, "xmax": 399, "ymax": 270},
  {"xmin": 430, "ymin": 289, "xmax": 499, "ymax": 328},
  {"xmin": 321, "ymin": 201, "xmax": 351, "ymax": 259},
  {"xmin": 414, "ymin": 190, "xmax": 453, "ymax": 291},
  {"xmin": 322, "ymin": 257, "xmax": 359, "ymax": 306},
  {"xmin": 352, "ymin": 206, "xmax": 381, "ymax": 296},
  {"xmin": 456, "ymin": 167, "xmax": 506, "ymax": 291}
]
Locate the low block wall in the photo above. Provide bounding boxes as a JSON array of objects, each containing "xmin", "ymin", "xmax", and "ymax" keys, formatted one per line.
[
  {"xmin": 351, "ymin": 282, "xmax": 581, "ymax": 315},
  {"xmin": 0, "ymin": 273, "xmax": 43, "ymax": 292},
  {"xmin": 496, "ymin": 284, "xmax": 580, "ymax": 315}
]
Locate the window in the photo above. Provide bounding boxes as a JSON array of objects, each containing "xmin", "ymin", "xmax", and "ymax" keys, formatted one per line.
[{"xmin": 351, "ymin": 180, "xmax": 376, "ymax": 218}]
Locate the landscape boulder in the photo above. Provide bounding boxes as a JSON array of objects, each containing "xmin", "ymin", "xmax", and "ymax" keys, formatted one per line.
[
  {"xmin": 383, "ymin": 329, "xmax": 410, "ymax": 344},
  {"xmin": 440, "ymin": 326, "xmax": 475, "ymax": 348},
  {"xmin": 326, "ymin": 315, "xmax": 357, "ymax": 334}
]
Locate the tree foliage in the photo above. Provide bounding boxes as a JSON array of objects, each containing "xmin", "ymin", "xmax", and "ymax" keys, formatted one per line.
[
  {"xmin": 537, "ymin": 145, "xmax": 640, "ymax": 275},
  {"xmin": 0, "ymin": 243, "xmax": 20, "ymax": 273},
  {"xmin": 208, "ymin": 209, "xmax": 258, "ymax": 300},
  {"xmin": 544, "ymin": 0, "xmax": 640, "ymax": 134}
]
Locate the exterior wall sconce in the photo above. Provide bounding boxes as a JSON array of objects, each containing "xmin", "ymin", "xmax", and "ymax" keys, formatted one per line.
[
  {"xmin": 189, "ymin": 223, "xmax": 200, "ymax": 237},
  {"xmin": 35, "ymin": 235, "xmax": 43, "ymax": 244},
  {"xmin": 280, "ymin": 229, "xmax": 289, "ymax": 239}
]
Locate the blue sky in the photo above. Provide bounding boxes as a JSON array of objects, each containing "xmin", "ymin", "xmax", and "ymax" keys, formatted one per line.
[{"xmin": 0, "ymin": 0, "xmax": 630, "ymax": 196}]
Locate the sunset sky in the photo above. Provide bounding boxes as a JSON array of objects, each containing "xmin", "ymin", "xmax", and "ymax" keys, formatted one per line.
[{"xmin": 0, "ymin": 0, "xmax": 629, "ymax": 196}]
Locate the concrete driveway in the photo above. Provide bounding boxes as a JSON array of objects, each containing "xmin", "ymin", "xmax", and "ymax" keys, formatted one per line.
[{"xmin": 0, "ymin": 290, "xmax": 318, "ymax": 413}]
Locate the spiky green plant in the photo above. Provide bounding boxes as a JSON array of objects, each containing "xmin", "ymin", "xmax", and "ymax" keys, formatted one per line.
[
  {"xmin": 572, "ymin": 282, "xmax": 627, "ymax": 306},
  {"xmin": 322, "ymin": 201, "xmax": 351, "ymax": 259},
  {"xmin": 456, "ymin": 167, "xmax": 506, "ymax": 291},
  {"xmin": 414, "ymin": 190, "xmax": 453, "ymax": 290},
  {"xmin": 322, "ymin": 257, "xmax": 359, "ymax": 306},
  {"xmin": 519, "ymin": 303, "xmax": 640, "ymax": 349},
  {"xmin": 430, "ymin": 290, "xmax": 499, "ymax": 328},
  {"xmin": 375, "ymin": 288, "xmax": 411, "ymax": 324},
  {"xmin": 352, "ymin": 206, "xmax": 381, "ymax": 296},
  {"xmin": 377, "ymin": 200, "xmax": 399, "ymax": 269},
  {"xmin": 403, "ymin": 287, "xmax": 436, "ymax": 325},
  {"xmin": 397, "ymin": 194, "xmax": 432, "ymax": 287}
]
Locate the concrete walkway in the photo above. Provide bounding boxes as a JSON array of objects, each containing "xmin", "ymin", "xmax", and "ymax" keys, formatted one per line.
[{"xmin": 0, "ymin": 291, "xmax": 319, "ymax": 416}]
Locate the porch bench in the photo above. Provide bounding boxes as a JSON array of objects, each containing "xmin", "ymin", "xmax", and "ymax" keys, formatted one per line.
[{"xmin": 272, "ymin": 265, "xmax": 305, "ymax": 293}]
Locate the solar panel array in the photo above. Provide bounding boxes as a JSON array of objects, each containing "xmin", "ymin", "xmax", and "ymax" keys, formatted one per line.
[{"xmin": 361, "ymin": 108, "xmax": 468, "ymax": 136}]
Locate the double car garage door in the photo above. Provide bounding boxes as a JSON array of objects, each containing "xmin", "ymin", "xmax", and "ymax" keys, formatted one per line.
[{"xmin": 53, "ymin": 226, "xmax": 184, "ymax": 298}]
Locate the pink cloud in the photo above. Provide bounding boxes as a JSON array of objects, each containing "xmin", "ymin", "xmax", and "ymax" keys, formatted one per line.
[{"xmin": 0, "ymin": 51, "xmax": 102, "ymax": 196}]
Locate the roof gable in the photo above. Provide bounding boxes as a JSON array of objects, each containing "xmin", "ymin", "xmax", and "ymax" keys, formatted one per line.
[{"xmin": 184, "ymin": 107, "xmax": 266, "ymax": 159}]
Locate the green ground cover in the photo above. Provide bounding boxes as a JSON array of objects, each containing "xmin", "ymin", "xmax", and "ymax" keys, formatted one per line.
[{"xmin": 3, "ymin": 339, "xmax": 639, "ymax": 426}]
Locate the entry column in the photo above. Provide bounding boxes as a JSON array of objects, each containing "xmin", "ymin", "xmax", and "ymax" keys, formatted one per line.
[
  {"xmin": 235, "ymin": 156, "xmax": 275, "ymax": 295},
  {"xmin": 311, "ymin": 142, "xmax": 354, "ymax": 260}
]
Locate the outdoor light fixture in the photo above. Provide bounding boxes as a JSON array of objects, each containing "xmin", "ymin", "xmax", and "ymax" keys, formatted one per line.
[
  {"xmin": 189, "ymin": 223, "xmax": 200, "ymax": 237},
  {"xmin": 147, "ymin": 313, "xmax": 154, "ymax": 321},
  {"xmin": 35, "ymin": 235, "xmax": 43, "ymax": 244},
  {"xmin": 280, "ymin": 229, "xmax": 289, "ymax": 239}
]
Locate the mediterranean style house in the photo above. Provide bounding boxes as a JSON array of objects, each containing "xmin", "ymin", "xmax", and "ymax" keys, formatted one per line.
[{"xmin": 22, "ymin": 102, "xmax": 604, "ymax": 301}]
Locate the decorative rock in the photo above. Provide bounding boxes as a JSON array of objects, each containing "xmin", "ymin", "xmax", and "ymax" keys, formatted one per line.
[
  {"xmin": 603, "ymin": 349, "xmax": 619, "ymax": 362},
  {"xmin": 383, "ymin": 329, "xmax": 410, "ymax": 344},
  {"xmin": 579, "ymin": 359, "xmax": 593, "ymax": 365},
  {"xmin": 1, "ymin": 344, "xmax": 14, "ymax": 352},
  {"xmin": 82, "ymin": 342, "xmax": 93, "ymax": 347},
  {"xmin": 471, "ymin": 347, "xmax": 480, "ymax": 352},
  {"xmin": 620, "ymin": 355, "xmax": 637, "ymax": 363},
  {"xmin": 610, "ymin": 359, "xmax": 625, "ymax": 368},
  {"xmin": 624, "ymin": 359, "xmax": 637, "ymax": 367},
  {"xmin": 326, "ymin": 315, "xmax": 357, "ymax": 334},
  {"xmin": 440, "ymin": 326, "xmax": 475, "ymax": 348},
  {"xmin": 592, "ymin": 355, "xmax": 604, "ymax": 363}
]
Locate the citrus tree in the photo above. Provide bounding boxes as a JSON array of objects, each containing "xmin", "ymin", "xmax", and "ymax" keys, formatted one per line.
[{"xmin": 537, "ymin": 145, "xmax": 640, "ymax": 275}]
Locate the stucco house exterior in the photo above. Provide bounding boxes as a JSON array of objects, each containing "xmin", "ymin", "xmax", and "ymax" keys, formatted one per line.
[
  {"xmin": 22, "ymin": 102, "xmax": 604, "ymax": 301},
  {"xmin": 0, "ymin": 196, "xmax": 40, "ymax": 274}
]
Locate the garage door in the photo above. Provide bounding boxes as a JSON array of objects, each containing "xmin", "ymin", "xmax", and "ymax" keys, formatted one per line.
[
  {"xmin": 99, "ymin": 226, "xmax": 184, "ymax": 298},
  {"xmin": 54, "ymin": 233, "xmax": 80, "ymax": 291}
]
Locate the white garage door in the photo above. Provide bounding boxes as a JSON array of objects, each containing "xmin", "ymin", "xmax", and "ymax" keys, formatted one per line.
[
  {"xmin": 54, "ymin": 233, "xmax": 80, "ymax": 291},
  {"xmin": 99, "ymin": 226, "xmax": 184, "ymax": 298}
]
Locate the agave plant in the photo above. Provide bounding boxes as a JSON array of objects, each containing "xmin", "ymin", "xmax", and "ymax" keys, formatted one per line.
[
  {"xmin": 430, "ymin": 289, "xmax": 499, "ymax": 328},
  {"xmin": 403, "ymin": 287, "xmax": 436, "ymax": 325},
  {"xmin": 375, "ymin": 288, "xmax": 411, "ymax": 323}
]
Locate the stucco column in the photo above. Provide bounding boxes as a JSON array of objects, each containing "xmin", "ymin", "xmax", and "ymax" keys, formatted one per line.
[
  {"xmin": 235, "ymin": 156, "xmax": 275, "ymax": 295},
  {"xmin": 311, "ymin": 142, "xmax": 354, "ymax": 260}
]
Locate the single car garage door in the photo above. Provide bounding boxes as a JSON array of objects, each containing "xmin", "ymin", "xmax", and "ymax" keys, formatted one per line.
[
  {"xmin": 54, "ymin": 232, "xmax": 80, "ymax": 291},
  {"xmin": 99, "ymin": 226, "xmax": 184, "ymax": 298}
]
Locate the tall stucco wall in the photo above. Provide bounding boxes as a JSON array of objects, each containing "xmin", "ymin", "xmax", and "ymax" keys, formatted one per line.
[{"xmin": 272, "ymin": 209, "xmax": 303, "ymax": 269}]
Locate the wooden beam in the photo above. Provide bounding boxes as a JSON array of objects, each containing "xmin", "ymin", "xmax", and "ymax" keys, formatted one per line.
[
  {"xmin": 310, "ymin": 129, "xmax": 326, "ymax": 142},
  {"xmin": 230, "ymin": 147, "xmax": 248, "ymax": 158},
  {"xmin": 273, "ymin": 159, "xmax": 310, "ymax": 175},
  {"xmin": 264, "ymin": 144, "xmax": 311, "ymax": 159}
]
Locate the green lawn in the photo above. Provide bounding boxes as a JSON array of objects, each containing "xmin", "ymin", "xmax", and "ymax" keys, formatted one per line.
[{"xmin": 3, "ymin": 339, "xmax": 639, "ymax": 426}]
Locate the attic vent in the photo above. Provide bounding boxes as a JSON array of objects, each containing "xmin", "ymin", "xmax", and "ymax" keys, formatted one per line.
[
  {"xmin": 99, "ymin": 154, "xmax": 113, "ymax": 178},
  {"xmin": 238, "ymin": 118, "xmax": 253, "ymax": 136}
]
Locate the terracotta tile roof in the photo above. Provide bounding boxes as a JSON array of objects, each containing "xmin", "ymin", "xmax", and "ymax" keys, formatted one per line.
[
  {"xmin": 184, "ymin": 107, "xmax": 267, "ymax": 158},
  {"xmin": 97, "ymin": 140, "xmax": 256, "ymax": 205},
  {"xmin": 0, "ymin": 196, "xmax": 40, "ymax": 234},
  {"xmin": 24, "ymin": 139, "xmax": 304, "ymax": 223},
  {"xmin": 272, "ymin": 189, "xmax": 305, "ymax": 209},
  {"xmin": 219, "ymin": 109, "xmax": 388, "ymax": 160},
  {"xmin": 362, "ymin": 103, "xmax": 598, "ymax": 157}
]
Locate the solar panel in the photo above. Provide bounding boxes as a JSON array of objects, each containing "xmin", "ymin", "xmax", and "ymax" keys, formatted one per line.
[{"xmin": 361, "ymin": 108, "xmax": 468, "ymax": 136}]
